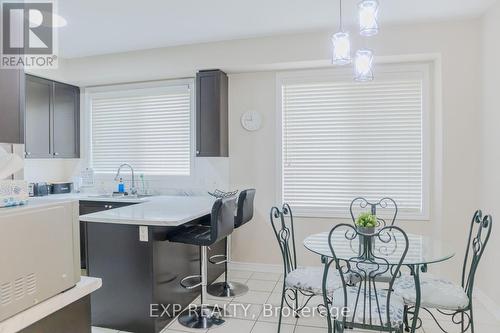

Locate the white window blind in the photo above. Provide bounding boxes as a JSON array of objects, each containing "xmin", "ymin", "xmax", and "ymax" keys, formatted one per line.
[
  {"xmin": 280, "ymin": 69, "xmax": 428, "ymax": 218},
  {"xmin": 91, "ymin": 85, "xmax": 192, "ymax": 176}
]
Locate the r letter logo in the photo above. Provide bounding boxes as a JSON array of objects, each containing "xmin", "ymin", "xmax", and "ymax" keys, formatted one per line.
[{"xmin": 1, "ymin": 1, "xmax": 57, "ymax": 68}]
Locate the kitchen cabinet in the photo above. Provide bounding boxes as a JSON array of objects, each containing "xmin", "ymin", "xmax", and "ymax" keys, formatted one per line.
[
  {"xmin": 196, "ymin": 69, "xmax": 228, "ymax": 157},
  {"xmin": 53, "ymin": 82, "xmax": 80, "ymax": 157},
  {"xmin": 25, "ymin": 76, "xmax": 52, "ymax": 157},
  {"xmin": 0, "ymin": 68, "xmax": 24, "ymax": 144},
  {"xmin": 79, "ymin": 200, "xmax": 137, "ymax": 270},
  {"xmin": 25, "ymin": 74, "xmax": 80, "ymax": 158}
]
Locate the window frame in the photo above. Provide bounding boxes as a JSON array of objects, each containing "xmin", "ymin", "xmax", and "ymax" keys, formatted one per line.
[
  {"xmin": 84, "ymin": 78, "xmax": 196, "ymax": 181},
  {"xmin": 275, "ymin": 63, "xmax": 432, "ymax": 220}
]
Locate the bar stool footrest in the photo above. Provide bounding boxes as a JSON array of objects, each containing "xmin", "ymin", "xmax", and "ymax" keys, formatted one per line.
[
  {"xmin": 180, "ymin": 275, "xmax": 203, "ymax": 289},
  {"xmin": 208, "ymin": 254, "xmax": 227, "ymax": 265}
]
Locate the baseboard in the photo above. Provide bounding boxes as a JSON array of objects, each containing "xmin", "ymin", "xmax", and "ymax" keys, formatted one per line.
[
  {"xmin": 229, "ymin": 261, "xmax": 283, "ymax": 274},
  {"xmin": 474, "ymin": 288, "xmax": 500, "ymax": 321}
]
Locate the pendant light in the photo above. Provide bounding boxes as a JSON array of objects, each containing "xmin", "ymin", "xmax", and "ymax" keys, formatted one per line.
[
  {"xmin": 332, "ymin": 0, "xmax": 351, "ymax": 65},
  {"xmin": 354, "ymin": 49, "xmax": 374, "ymax": 81},
  {"xmin": 359, "ymin": 0, "xmax": 379, "ymax": 37}
]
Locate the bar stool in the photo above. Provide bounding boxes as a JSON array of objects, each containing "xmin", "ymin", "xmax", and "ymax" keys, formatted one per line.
[
  {"xmin": 167, "ymin": 197, "xmax": 236, "ymax": 329},
  {"xmin": 207, "ymin": 189, "xmax": 256, "ymax": 297}
]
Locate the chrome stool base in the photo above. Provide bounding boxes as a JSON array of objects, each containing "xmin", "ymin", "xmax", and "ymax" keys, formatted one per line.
[
  {"xmin": 207, "ymin": 281, "xmax": 249, "ymax": 297},
  {"xmin": 177, "ymin": 305, "xmax": 225, "ymax": 329}
]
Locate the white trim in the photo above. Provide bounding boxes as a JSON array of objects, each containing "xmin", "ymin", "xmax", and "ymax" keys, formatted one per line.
[
  {"xmin": 275, "ymin": 62, "xmax": 433, "ymax": 221},
  {"xmin": 82, "ymin": 78, "xmax": 196, "ymax": 180},
  {"xmin": 474, "ymin": 288, "xmax": 500, "ymax": 321}
]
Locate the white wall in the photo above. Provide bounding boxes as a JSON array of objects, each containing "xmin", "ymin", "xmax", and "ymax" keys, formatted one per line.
[
  {"xmin": 32, "ymin": 19, "xmax": 482, "ymax": 283},
  {"xmin": 479, "ymin": 0, "xmax": 500, "ymax": 306},
  {"xmin": 228, "ymin": 21, "xmax": 482, "ymax": 281}
]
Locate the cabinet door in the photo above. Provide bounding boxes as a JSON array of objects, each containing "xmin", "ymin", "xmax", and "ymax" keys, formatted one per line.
[
  {"xmin": 196, "ymin": 70, "xmax": 228, "ymax": 157},
  {"xmin": 25, "ymin": 76, "xmax": 52, "ymax": 158},
  {"xmin": 0, "ymin": 69, "xmax": 24, "ymax": 144},
  {"xmin": 53, "ymin": 82, "xmax": 80, "ymax": 158}
]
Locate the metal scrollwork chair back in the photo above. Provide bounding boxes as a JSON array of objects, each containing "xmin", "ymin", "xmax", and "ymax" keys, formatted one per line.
[
  {"xmin": 350, "ymin": 197, "xmax": 398, "ymax": 227},
  {"xmin": 324, "ymin": 224, "xmax": 409, "ymax": 332},
  {"xmin": 462, "ymin": 210, "xmax": 492, "ymax": 306},
  {"xmin": 270, "ymin": 203, "xmax": 298, "ymax": 278}
]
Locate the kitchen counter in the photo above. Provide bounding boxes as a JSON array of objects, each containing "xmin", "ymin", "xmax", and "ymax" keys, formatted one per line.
[
  {"xmin": 0, "ymin": 277, "xmax": 102, "ymax": 333},
  {"xmin": 79, "ymin": 195, "xmax": 215, "ymax": 226}
]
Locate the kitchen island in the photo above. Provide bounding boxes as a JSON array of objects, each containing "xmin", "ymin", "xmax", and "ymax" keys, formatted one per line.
[{"xmin": 79, "ymin": 195, "xmax": 226, "ymax": 333}]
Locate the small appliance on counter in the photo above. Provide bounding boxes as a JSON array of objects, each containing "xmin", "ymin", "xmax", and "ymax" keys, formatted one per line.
[
  {"xmin": 51, "ymin": 182, "xmax": 73, "ymax": 194},
  {"xmin": 29, "ymin": 182, "xmax": 50, "ymax": 197}
]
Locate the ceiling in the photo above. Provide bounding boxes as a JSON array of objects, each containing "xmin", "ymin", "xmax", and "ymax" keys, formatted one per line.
[{"xmin": 57, "ymin": 0, "xmax": 497, "ymax": 58}]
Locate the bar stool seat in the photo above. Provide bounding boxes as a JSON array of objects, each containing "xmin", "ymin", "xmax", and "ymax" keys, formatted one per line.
[
  {"xmin": 168, "ymin": 225, "xmax": 212, "ymax": 246},
  {"xmin": 208, "ymin": 189, "xmax": 256, "ymax": 298},
  {"xmin": 168, "ymin": 197, "xmax": 236, "ymax": 329}
]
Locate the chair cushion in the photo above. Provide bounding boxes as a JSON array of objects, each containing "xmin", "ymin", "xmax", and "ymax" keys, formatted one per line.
[
  {"xmin": 393, "ymin": 274, "xmax": 469, "ymax": 310},
  {"xmin": 332, "ymin": 287, "xmax": 405, "ymax": 328},
  {"xmin": 285, "ymin": 267, "xmax": 342, "ymax": 295}
]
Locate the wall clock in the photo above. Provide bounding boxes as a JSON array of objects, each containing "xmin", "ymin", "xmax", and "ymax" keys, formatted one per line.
[{"xmin": 240, "ymin": 111, "xmax": 262, "ymax": 132}]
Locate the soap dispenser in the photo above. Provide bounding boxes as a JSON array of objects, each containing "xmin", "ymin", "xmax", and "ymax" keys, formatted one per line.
[{"xmin": 118, "ymin": 177, "xmax": 125, "ymax": 193}]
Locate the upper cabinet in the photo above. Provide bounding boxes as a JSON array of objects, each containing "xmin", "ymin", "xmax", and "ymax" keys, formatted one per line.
[
  {"xmin": 52, "ymin": 82, "xmax": 80, "ymax": 158},
  {"xmin": 0, "ymin": 69, "xmax": 24, "ymax": 144},
  {"xmin": 196, "ymin": 69, "xmax": 228, "ymax": 157},
  {"xmin": 25, "ymin": 75, "xmax": 80, "ymax": 158},
  {"xmin": 25, "ymin": 76, "xmax": 52, "ymax": 158}
]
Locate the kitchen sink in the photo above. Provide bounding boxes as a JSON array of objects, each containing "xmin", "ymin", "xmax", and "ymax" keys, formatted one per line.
[{"xmin": 86, "ymin": 193, "xmax": 153, "ymax": 200}]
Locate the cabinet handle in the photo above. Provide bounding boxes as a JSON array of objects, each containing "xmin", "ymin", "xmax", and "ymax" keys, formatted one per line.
[
  {"xmin": 53, "ymin": 152, "xmax": 59, "ymax": 156},
  {"xmin": 196, "ymin": 150, "xmax": 200, "ymax": 155},
  {"xmin": 25, "ymin": 152, "xmax": 31, "ymax": 156}
]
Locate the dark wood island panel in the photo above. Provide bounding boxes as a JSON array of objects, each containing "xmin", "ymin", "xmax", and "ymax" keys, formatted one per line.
[{"xmin": 85, "ymin": 221, "xmax": 225, "ymax": 333}]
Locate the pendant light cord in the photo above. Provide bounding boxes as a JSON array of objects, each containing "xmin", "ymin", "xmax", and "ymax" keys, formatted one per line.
[{"xmin": 339, "ymin": 0, "xmax": 343, "ymax": 32}]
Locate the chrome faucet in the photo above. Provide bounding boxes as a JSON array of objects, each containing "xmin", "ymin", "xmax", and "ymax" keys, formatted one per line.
[{"xmin": 114, "ymin": 163, "xmax": 137, "ymax": 195}]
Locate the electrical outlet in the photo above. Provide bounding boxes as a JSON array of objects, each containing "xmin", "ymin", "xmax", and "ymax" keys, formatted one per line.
[{"xmin": 139, "ymin": 226, "xmax": 148, "ymax": 242}]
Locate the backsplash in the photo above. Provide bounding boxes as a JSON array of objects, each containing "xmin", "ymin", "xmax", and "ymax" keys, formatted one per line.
[{"xmin": 24, "ymin": 157, "xmax": 230, "ymax": 196}]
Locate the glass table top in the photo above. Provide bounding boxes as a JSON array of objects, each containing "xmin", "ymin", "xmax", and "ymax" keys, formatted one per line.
[{"xmin": 303, "ymin": 229, "xmax": 455, "ymax": 266}]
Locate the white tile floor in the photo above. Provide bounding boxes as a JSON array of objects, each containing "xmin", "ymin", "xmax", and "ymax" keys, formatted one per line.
[{"xmin": 93, "ymin": 269, "xmax": 500, "ymax": 333}]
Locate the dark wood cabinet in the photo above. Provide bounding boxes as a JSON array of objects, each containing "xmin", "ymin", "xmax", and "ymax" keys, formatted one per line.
[
  {"xmin": 25, "ymin": 74, "xmax": 80, "ymax": 158},
  {"xmin": 196, "ymin": 69, "xmax": 228, "ymax": 157},
  {"xmin": 25, "ymin": 76, "xmax": 52, "ymax": 157},
  {"xmin": 79, "ymin": 200, "xmax": 137, "ymax": 270},
  {"xmin": 53, "ymin": 82, "xmax": 80, "ymax": 157},
  {"xmin": 0, "ymin": 68, "xmax": 24, "ymax": 144}
]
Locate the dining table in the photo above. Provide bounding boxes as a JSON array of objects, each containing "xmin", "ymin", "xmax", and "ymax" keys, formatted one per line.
[{"xmin": 303, "ymin": 229, "xmax": 455, "ymax": 333}]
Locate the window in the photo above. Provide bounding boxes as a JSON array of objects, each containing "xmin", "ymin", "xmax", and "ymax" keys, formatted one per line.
[
  {"xmin": 278, "ymin": 65, "xmax": 430, "ymax": 219},
  {"xmin": 89, "ymin": 81, "xmax": 193, "ymax": 176}
]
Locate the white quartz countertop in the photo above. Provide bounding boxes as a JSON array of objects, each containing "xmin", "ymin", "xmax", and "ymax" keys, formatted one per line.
[
  {"xmin": 0, "ymin": 277, "xmax": 102, "ymax": 333},
  {"xmin": 80, "ymin": 195, "xmax": 216, "ymax": 226}
]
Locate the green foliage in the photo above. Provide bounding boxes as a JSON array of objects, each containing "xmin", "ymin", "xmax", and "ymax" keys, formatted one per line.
[{"xmin": 355, "ymin": 212, "xmax": 377, "ymax": 228}]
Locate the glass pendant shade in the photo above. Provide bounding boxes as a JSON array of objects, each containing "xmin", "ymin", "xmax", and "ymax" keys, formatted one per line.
[
  {"xmin": 354, "ymin": 49, "xmax": 374, "ymax": 81},
  {"xmin": 332, "ymin": 31, "xmax": 351, "ymax": 65},
  {"xmin": 359, "ymin": 0, "xmax": 379, "ymax": 36}
]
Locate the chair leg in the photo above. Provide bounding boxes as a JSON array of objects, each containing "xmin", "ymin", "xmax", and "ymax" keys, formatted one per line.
[
  {"xmin": 294, "ymin": 289, "xmax": 300, "ymax": 318},
  {"xmin": 403, "ymin": 306, "xmax": 410, "ymax": 332},
  {"xmin": 177, "ymin": 246, "xmax": 224, "ymax": 329},
  {"xmin": 207, "ymin": 235, "xmax": 249, "ymax": 297},
  {"xmin": 469, "ymin": 306, "xmax": 475, "ymax": 333},
  {"xmin": 277, "ymin": 283, "xmax": 286, "ymax": 333}
]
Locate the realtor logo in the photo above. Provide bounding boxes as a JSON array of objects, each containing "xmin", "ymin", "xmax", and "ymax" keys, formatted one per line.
[{"xmin": 1, "ymin": 1, "xmax": 57, "ymax": 68}]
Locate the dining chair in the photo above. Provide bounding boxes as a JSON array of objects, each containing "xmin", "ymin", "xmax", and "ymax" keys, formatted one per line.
[
  {"xmin": 323, "ymin": 223, "xmax": 409, "ymax": 333},
  {"xmin": 269, "ymin": 204, "xmax": 342, "ymax": 333},
  {"xmin": 350, "ymin": 197, "xmax": 398, "ymax": 227},
  {"xmin": 394, "ymin": 210, "xmax": 493, "ymax": 333}
]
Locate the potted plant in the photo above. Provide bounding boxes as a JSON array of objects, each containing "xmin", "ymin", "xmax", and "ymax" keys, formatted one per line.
[{"xmin": 355, "ymin": 212, "xmax": 377, "ymax": 235}]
